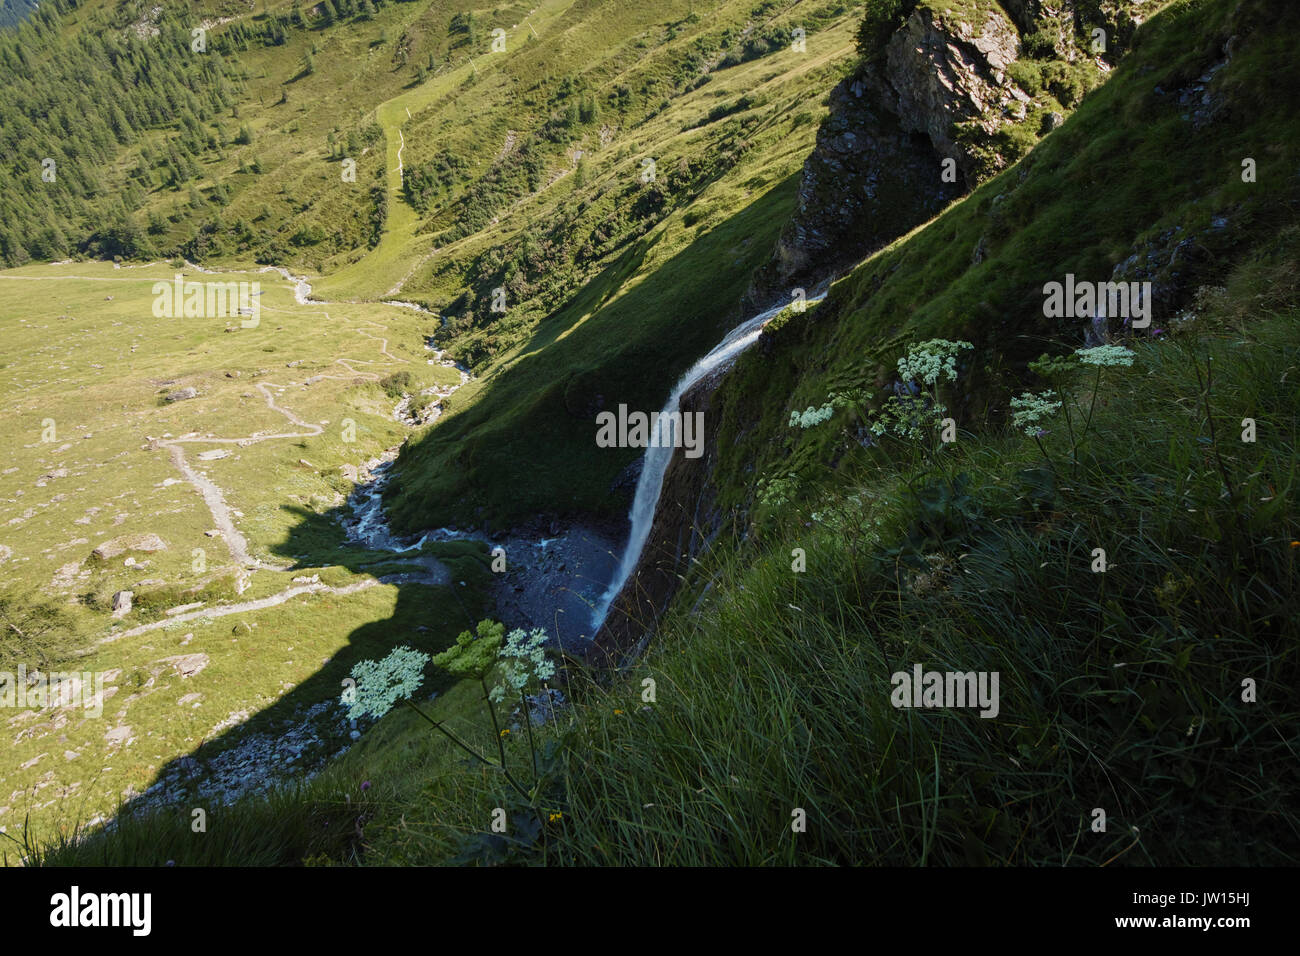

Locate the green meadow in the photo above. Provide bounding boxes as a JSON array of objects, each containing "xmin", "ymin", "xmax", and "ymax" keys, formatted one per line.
[
  {"xmin": 1, "ymin": 0, "xmax": 863, "ymax": 847},
  {"xmin": 0, "ymin": 262, "xmax": 485, "ymax": 844},
  {"xmin": 2, "ymin": 0, "xmax": 1296, "ymax": 869}
]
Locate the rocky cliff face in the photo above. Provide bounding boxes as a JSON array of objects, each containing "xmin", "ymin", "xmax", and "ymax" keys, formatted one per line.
[
  {"xmin": 757, "ymin": 0, "xmax": 1142, "ymax": 295},
  {"xmin": 596, "ymin": 1, "xmax": 1155, "ymax": 657}
]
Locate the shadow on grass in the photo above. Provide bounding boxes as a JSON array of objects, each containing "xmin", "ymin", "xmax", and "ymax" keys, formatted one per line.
[
  {"xmin": 384, "ymin": 171, "xmax": 803, "ymax": 534},
  {"xmin": 18, "ymin": 496, "xmax": 493, "ymax": 866},
  {"xmin": 23, "ymin": 175, "xmax": 800, "ymax": 866}
]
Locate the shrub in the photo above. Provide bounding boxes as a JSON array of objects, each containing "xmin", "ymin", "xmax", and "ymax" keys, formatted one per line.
[
  {"xmin": 855, "ymin": 0, "xmax": 916, "ymax": 62},
  {"xmin": 0, "ymin": 588, "xmax": 79, "ymax": 671}
]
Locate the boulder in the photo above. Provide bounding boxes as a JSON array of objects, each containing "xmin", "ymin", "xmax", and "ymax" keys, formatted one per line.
[
  {"xmin": 92, "ymin": 533, "xmax": 167, "ymax": 560},
  {"xmin": 157, "ymin": 654, "xmax": 210, "ymax": 679},
  {"xmin": 110, "ymin": 590, "xmax": 134, "ymax": 618}
]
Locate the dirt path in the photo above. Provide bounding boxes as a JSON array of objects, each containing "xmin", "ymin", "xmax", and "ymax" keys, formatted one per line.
[
  {"xmin": 94, "ymin": 569, "xmax": 443, "ymax": 647},
  {"xmin": 5, "ymin": 265, "xmax": 470, "ymax": 609},
  {"xmin": 150, "ymin": 269, "xmax": 471, "ymax": 595},
  {"xmin": 153, "ymin": 270, "xmax": 442, "ymax": 572},
  {"xmin": 155, "ymin": 380, "xmax": 325, "ymax": 572}
]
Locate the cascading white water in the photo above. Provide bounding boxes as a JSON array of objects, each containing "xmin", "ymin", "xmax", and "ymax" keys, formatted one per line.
[{"xmin": 591, "ymin": 294, "xmax": 823, "ymax": 629}]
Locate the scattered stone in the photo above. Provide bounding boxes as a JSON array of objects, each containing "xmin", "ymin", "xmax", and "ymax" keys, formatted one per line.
[
  {"xmin": 165, "ymin": 387, "xmax": 199, "ymax": 403},
  {"xmin": 110, "ymin": 590, "xmax": 134, "ymax": 618},
  {"xmin": 92, "ymin": 533, "xmax": 167, "ymax": 559},
  {"xmin": 157, "ymin": 654, "xmax": 209, "ymax": 679},
  {"xmin": 196, "ymin": 449, "xmax": 230, "ymax": 461}
]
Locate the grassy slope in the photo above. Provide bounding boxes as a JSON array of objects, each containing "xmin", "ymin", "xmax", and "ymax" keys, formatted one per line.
[
  {"xmin": 714, "ymin": 0, "xmax": 1300, "ymax": 508},
  {"xmin": 34, "ymin": 0, "xmax": 1299, "ymax": 866},
  {"xmin": 378, "ymin": 2, "xmax": 862, "ymax": 530},
  {"xmin": 12, "ymin": 0, "xmax": 861, "ymax": 530},
  {"xmin": 545, "ymin": 0, "xmax": 1300, "ymax": 865},
  {"xmin": 1, "ymin": 0, "xmax": 859, "ymax": 848},
  {"xmin": 0, "ymin": 263, "xmax": 489, "ymax": 844}
]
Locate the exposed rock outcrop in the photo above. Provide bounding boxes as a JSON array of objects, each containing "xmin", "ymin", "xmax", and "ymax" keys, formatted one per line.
[
  {"xmin": 91, "ymin": 533, "xmax": 167, "ymax": 560},
  {"xmin": 757, "ymin": 1, "xmax": 1143, "ymax": 295},
  {"xmin": 763, "ymin": 3, "xmax": 1025, "ymax": 290},
  {"xmin": 110, "ymin": 590, "xmax": 134, "ymax": 619}
]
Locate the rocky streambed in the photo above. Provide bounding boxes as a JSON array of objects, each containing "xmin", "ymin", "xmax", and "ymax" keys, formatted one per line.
[{"xmin": 342, "ymin": 449, "xmax": 620, "ymax": 655}]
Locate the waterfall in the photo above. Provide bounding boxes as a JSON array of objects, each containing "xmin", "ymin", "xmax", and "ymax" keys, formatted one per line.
[{"xmin": 591, "ymin": 294, "xmax": 822, "ymax": 629}]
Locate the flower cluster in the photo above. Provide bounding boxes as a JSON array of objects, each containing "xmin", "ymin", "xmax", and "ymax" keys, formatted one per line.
[
  {"xmin": 1074, "ymin": 344, "xmax": 1135, "ymax": 367},
  {"xmin": 346, "ymin": 645, "xmax": 431, "ymax": 721},
  {"xmin": 789, "ymin": 403, "xmax": 835, "ymax": 429},
  {"xmin": 896, "ymin": 339, "xmax": 974, "ymax": 387},
  {"xmin": 1009, "ymin": 390, "xmax": 1062, "ymax": 437},
  {"xmin": 869, "ymin": 394, "xmax": 943, "ymax": 441},
  {"xmin": 489, "ymin": 627, "xmax": 555, "ymax": 704},
  {"xmin": 757, "ymin": 472, "xmax": 799, "ymax": 509}
]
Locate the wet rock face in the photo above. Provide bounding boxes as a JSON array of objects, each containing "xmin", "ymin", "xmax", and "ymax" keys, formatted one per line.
[{"xmin": 609, "ymin": 454, "xmax": 644, "ymax": 504}]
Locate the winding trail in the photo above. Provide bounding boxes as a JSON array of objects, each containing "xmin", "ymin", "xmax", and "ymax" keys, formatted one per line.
[
  {"xmin": 97, "ymin": 577, "xmax": 389, "ymax": 646},
  {"xmin": 38, "ymin": 265, "xmax": 478, "ymax": 639},
  {"xmin": 157, "ymin": 380, "xmax": 323, "ymax": 572},
  {"xmin": 159, "ymin": 269, "xmax": 470, "ymax": 572}
]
